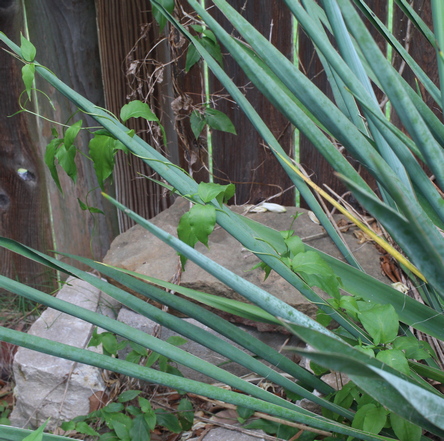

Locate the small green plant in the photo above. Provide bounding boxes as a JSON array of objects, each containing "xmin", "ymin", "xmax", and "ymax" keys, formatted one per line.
[
  {"xmin": 67, "ymin": 329, "xmax": 191, "ymax": 440},
  {"xmin": 61, "ymin": 390, "xmax": 194, "ymax": 441},
  {"xmin": 0, "ymin": 399, "xmax": 11, "ymax": 425},
  {"xmin": 88, "ymin": 328, "xmax": 187, "ymax": 373}
]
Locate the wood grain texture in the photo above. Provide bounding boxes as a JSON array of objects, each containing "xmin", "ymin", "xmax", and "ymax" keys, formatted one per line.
[
  {"xmin": 24, "ymin": 0, "xmax": 117, "ymax": 264},
  {"xmin": 95, "ymin": 0, "xmax": 177, "ymax": 231},
  {"xmin": 0, "ymin": 1, "xmax": 56, "ymax": 292},
  {"xmin": 210, "ymin": 0, "xmax": 295, "ymax": 206}
]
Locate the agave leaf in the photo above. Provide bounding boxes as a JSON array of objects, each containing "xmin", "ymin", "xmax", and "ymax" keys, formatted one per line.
[
  {"xmin": 238, "ymin": 214, "xmax": 444, "ymax": 341},
  {"xmin": 337, "ymin": 0, "xmax": 444, "ymax": 191},
  {"xmin": 0, "ymin": 322, "xmax": 393, "ymax": 441},
  {"xmin": 0, "ymin": 270, "xmax": 322, "ymax": 414},
  {"xmin": 0, "ymin": 235, "xmax": 334, "ymax": 397},
  {"xmin": 338, "ymin": 173, "xmax": 444, "ymax": 294},
  {"xmin": 353, "ymin": 0, "xmax": 441, "ymax": 107}
]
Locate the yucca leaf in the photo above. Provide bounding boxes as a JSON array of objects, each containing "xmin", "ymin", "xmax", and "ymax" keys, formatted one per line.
[
  {"xmin": 238, "ymin": 214, "xmax": 444, "ymax": 341},
  {"xmin": 0, "ymin": 271, "xmax": 323, "ymax": 414},
  {"xmin": 393, "ymin": 0, "xmax": 438, "ymax": 48},
  {"xmin": 0, "ymin": 236, "xmax": 340, "ymax": 403},
  {"xmin": 282, "ymin": 324, "xmax": 444, "ymax": 436},
  {"xmin": 337, "ymin": 0, "xmax": 444, "ymax": 191},
  {"xmin": 90, "ymin": 264, "xmax": 284, "ymax": 326},
  {"xmin": 0, "ymin": 324, "xmax": 394, "ymax": 440},
  {"xmin": 431, "ymin": 0, "xmax": 444, "ymax": 112},
  {"xmin": 353, "ymin": 0, "xmax": 441, "ymax": 107},
  {"xmin": 338, "ymin": 173, "xmax": 444, "ymax": 294},
  {"xmin": 0, "ymin": 425, "xmax": 71, "ymax": 441},
  {"xmin": 321, "ymin": 0, "xmax": 411, "ymax": 193},
  {"xmin": 350, "ymin": 93, "xmax": 444, "ymax": 226},
  {"xmin": 206, "ymin": 0, "xmax": 420, "ymax": 214},
  {"xmin": 0, "ymin": 235, "xmax": 335, "ymax": 397}
]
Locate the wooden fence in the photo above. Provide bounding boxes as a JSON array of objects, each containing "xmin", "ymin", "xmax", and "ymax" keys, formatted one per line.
[{"xmin": 0, "ymin": 0, "xmax": 438, "ymax": 293}]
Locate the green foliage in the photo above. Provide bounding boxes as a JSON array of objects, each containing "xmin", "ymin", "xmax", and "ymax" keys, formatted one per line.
[
  {"xmin": 62, "ymin": 391, "xmax": 194, "ymax": 441},
  {"xmin": 190, "ymin": 107, "xmax": 237, "ymax": 138},
  {"xmin": 177, "ymin": 181, "xmax": 235, "ymax": 267},
  {"xmin": 66, "ymin": 331, "xmax": 190, "ymax": 439},
  {"xmin": 44, "ymin": 123, "xmax": 81, "ymax": 191},
  {"xmin": 19, "ymin": 34, "xmax": 37, "ymax": 101},
  {"xmin": 151, "ymin": 0, "xmax": 175, "ymax": 31},
  {"xmin": 120, "ymin": 100, "xmax": 158, "ymax": 124},
  {"xmin": 358, "ymin": 304, "xmax": 399, "ymax": 346},
  {"xmin": 186, "ymin": 25, "xmax": 223, "ymax": 71},
  {"xmin": 20, "ymin": 33, "xmax": 36, "ymax": 62},
  {"xmin": 21, "ymin": 63, "xmax": 35, "ymax": 101},
  {"xmin": 89, "ymin": 133, "xmax": 127, "ymax": 190},
  {"xmin": 2, "ymin": 1, "xmax": 444, "ymax": 440},
  {"xmin": 0, "ymin": 400, "xmax": 11, "ymax": 426}
]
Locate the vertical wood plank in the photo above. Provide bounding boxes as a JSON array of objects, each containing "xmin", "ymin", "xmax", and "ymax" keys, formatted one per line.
[
  {"xmin": 210, "ymin": 0, "xmax": 295, "ymax": 206},
  {"xmin": 169, "ymin": 2, "xmax": 211, "ymax": 185},
  {"xmin": 0, "ymin": 1, "xmax": 56, "ymax": 293},
  {"xmin": 95, "ymin": 0, "xmax": 177, "ymax": 231},
  {"xmin": 24, "ymin": 0, "xmax": 117, "ymax": 263}
]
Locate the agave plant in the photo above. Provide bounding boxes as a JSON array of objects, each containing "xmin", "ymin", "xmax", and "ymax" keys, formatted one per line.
[{"xmin": 1, "ymin": 0, "xmax": 444, "ymax": 440}]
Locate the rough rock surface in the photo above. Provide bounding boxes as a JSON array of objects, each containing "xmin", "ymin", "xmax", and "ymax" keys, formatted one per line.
[
  {"xmin": 10, "ymin": 277, "xmax": 118, "ymax": 430},
  {"xmin": 117, "ymin": 307, "xmax": 297, "ymax": 383},
  {"xmin": 104, "ymin": 197, "xmax": 389, "ymax": 317},
  {"xmin": 202, "ymin": 426, "xmax": 267, "ymax": 441}
]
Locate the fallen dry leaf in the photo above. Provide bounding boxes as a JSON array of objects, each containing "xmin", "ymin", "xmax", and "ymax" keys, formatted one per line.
[
  {"xmin": 380, "ymin": 255, "xmax": 402, "ymax": 283},
  {"xmin": 89, "ymin": 390, "xmax": 109, "ymax": 412},
  {"xmin": 353, "ymin": 230, "xmax": 373, "ymax": 244}
]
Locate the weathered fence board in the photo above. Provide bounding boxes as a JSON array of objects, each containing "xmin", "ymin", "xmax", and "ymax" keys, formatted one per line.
[
  {"xmin": 211, "ymin": 0, "xmax": 295, "ymax": 206},
  {"xmin": 95, "ymin": 0, "xmax": 177, "ymax": 231},
  {"xmin": 24, "ymin": 0, "xmax": 117, "ymax": 266},
  {"xmin": 0, "ymin": 2, "xmax": 55, "ymax": 293}
]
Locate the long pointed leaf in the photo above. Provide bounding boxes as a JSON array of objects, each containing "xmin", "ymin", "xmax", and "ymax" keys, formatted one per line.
[
  {"xmin": 0, "ymin": 325, "xmax": 394, "ymax": 441},
  {"xmin": 337, "ymin": 0, "xmax": 444, "ymax": 190}
]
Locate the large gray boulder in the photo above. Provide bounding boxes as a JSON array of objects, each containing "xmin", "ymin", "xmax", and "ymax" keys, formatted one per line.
[{"xmin": 104, "ymin": 198, "xmax": 388, "ymax": 317}]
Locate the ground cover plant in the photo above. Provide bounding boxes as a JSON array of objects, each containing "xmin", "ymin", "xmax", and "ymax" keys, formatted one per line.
[{"xmin": 1, "ymin": 0, "xmax": 444, "ymax": 439}]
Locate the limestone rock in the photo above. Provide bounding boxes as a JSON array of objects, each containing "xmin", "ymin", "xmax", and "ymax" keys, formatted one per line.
[
  {"xmin": 202, "ymin": 427, "xmax": 267, "ymax": 441},
  {"xmin": 10, "ymin": 277, "xmax": 116, "ymax": 430},
  {"xmin": 104, "ymin": 198, "xmax": 389, "ymax": 317}
]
